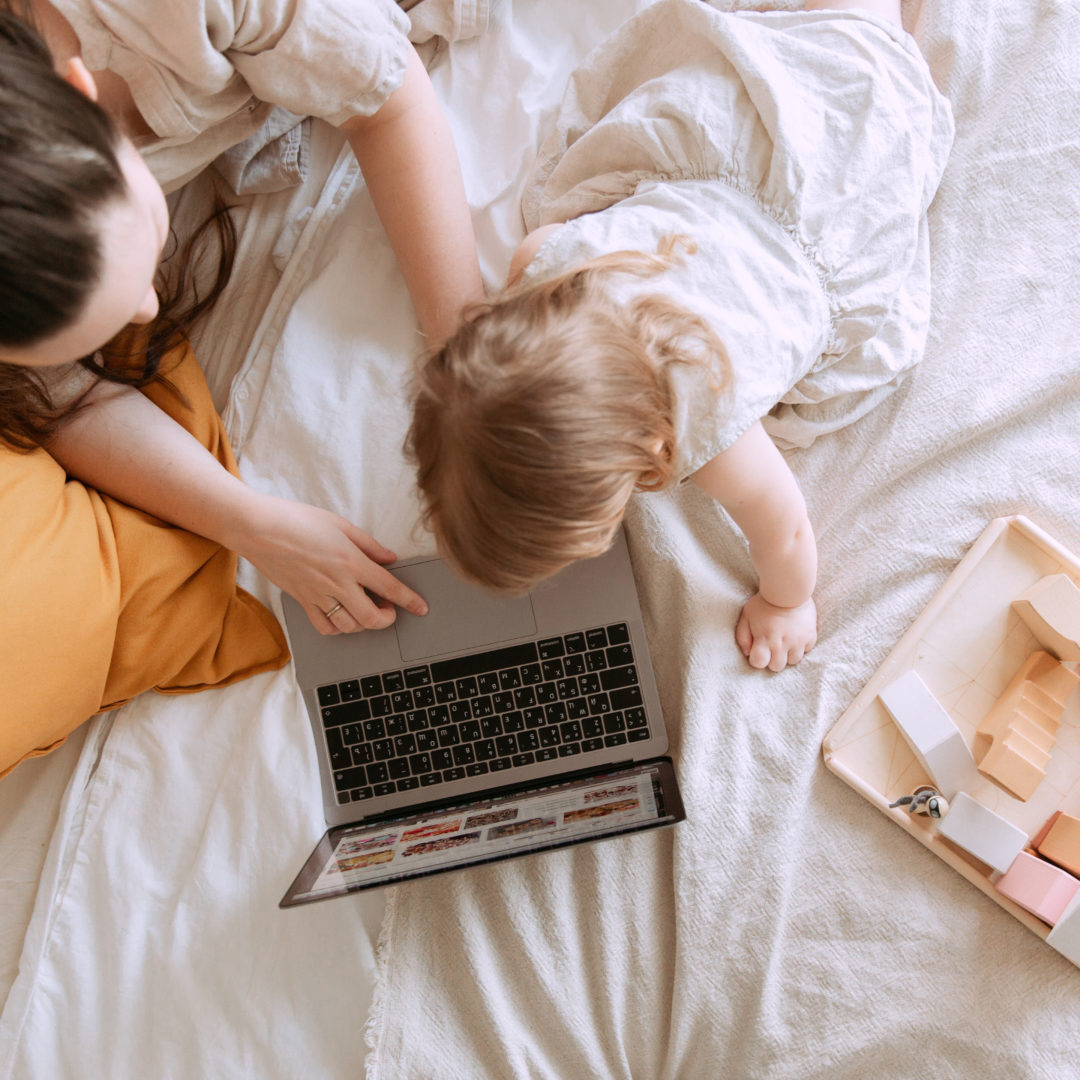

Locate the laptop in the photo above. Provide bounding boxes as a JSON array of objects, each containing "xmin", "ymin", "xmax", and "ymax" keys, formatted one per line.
[{"xmin": 279, "ymin": 526, "xmax": 684, "ymax": 907}]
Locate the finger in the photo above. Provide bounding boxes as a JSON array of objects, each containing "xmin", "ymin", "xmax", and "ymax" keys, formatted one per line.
[
  {"xmin": 357, "ymin": 563, "xmax": 429, "ymax": 617},
  {"xmin": 786, "ymin": 645, "xmax": 806, "ymax": 667},
  {"xmin": 747, "ymin": 639, "xmax": 771, "ymax": 670},
  {"xmin": 326, "ymin": 603, "xmax": 362, "ymax": 635},
  {"xmin": 343, "ymin": 524, "xmax": 398, "ymax": 566},
  {"xmin": 343, "ymin": 587, "xmax": 399, "ymax": 631},
  {"xmin": 303, "ymin": 600, "xmax": 341, "ymax": 637},
  {"xmin": 735, "ymin": 613, "xmax": 753, "ymax": 657},
  {"xmin": 767, "ymin": 646, "xmax": 786, "ymax": 673}
]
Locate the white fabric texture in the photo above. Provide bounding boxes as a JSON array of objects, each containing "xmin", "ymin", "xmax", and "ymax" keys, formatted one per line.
[
  {"xmin": 53, "ymin": 0, "xmax": 412, "ymax": 190},
  {"xmin": 2, "ymin": 1, "xmax": 1080, "ymax": 1078},
  {"xmin": 522, "ymin": 2, "xmax": 954, "ymax": 460}
]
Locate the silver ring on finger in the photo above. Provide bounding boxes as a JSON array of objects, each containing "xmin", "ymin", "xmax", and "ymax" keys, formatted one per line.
[{"xmin": 324, "ymin": 601, "xmax": 345, "ymax": 620}]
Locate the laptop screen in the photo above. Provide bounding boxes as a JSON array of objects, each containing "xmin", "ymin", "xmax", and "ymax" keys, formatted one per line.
[{"xmin": 280, "ymin": 758, "xmax": 683, "ymax": 906}]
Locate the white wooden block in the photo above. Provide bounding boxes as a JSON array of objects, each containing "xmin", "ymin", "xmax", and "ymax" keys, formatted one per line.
[
  {"xmin": 878, "ymin": 670, "xmax": 981, "ymax": 799},
  {"xmin": 1046, "ymin": 889, "xmax": 1080, "ymax": 966},
  {"xmin": 936, "ymin": 791, "xmax": 1028, "ymax": 874},
  {"xmin": 1013, "ymin": 574, "xmax": 1080, "ymax": 661}
]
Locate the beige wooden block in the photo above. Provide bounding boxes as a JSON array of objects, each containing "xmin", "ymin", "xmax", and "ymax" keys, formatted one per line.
[
  {"xmin": 974, "ymin": 651, "xmax": 1077, "ymax": 800},
  {"xmin": 1013, "ymin": 574, "xmax": 1080, "ymax": 661},
  {"xmin": 1036, "ymin": 812, "xmax": 1080, "ymax": 877}
]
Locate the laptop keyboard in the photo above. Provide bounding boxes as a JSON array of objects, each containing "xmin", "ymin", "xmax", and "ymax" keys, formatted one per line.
[{"xmin": 315, "ymin": 622, "xmax": 651, "ymax": 804}]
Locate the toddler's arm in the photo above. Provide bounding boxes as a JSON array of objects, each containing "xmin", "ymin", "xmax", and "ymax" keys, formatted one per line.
[
  {"xmin": 691, "ymin": 421, "xmax": 818, "ymax": 671},
  {"xmin": 46, "ymin": 380, "xmax": 428, "ymax": 635},
  {"xmin": 342, "ymin": 48, "xmax": 484, "ymax": 348}
]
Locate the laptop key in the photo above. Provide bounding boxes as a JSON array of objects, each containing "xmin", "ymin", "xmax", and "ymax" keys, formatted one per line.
[
  {"xmin": 382, "ymin": 671, "xmax": 405, "ymax": 693},
  {"xmin": 578, "ymin": 673, "xmax": 601, "ymax": 695},
  {"xmin": 409, "ymin": 752, "xmax": 432, "ymax": 775},
  {"xmin": 559, "ymin": 720, "xmax": 583, "ymax": 743},
  {"xmin": 538, "ymin": 727, "xmax": 561, "ymax": 747},
  {"xmin": 437, "ymin": 725, "xmax": 460, "ymax": 747},
  {"xmin": 489, "ymin": 757, "xmax": 513, "ymax": 772},
  {"xmin": 362, "ymin": 718, "xmax": 385, "ymax": 741},
  {"xmin": 600, "ymin": 665, "xmax": 638, "ymax": 691},
  {"xmin": 456, "ymin": 676, "xmax": 479, "ymax": 698},
  {"xmin": 503, "ymin": 710, "xmax": 525, "ymax": 732},
  {"xmin": 603, "ymin": 712, "xmax": 626, "ymax": 734},
  {"xmin": 536, "ymin": 747, "xmax": 558, "ymax": 762},
  {"xmin": 474, "ymin": 739, "xmax": 497, "ymax": 761},
  {"xmin": 477, "ymin": 672, "xmax": 500, "ymax": 695},
  {"xmin": 627, "ymin": 728, "xmax": 651, "ymax": 742},
  {"xmin": 415, "ymin": 731, "xmax": 438, "ymax": 752},
  {"xmin": 609, "ymin": 686, "xmax": 643, "ymax": 710},
  {"xmin": 492, "ymin": 692, "xmax": 515, "ymax": 713},
  {"xmin": 373, "ymin": 739, "xmax": 395, "ymax": 761},
  {"xmin": 472, "ymin": 695, "xmax": 495, "ymax": 718},
  {"xmin": 513, "ymin": 686, "xmax": 537, "ymax": 708},
  {"xmin": 606, "ymin": 622, "xmax": 630, "ymax": 645},
  {"xmin": 329, "ymin": 747, "xmax": 351, "ymax": 770},
  {"xmin": 388, "ymin": 759, "xmax": 411, "ymax": 780},
  {"xmin": 428, "ymin": 704, "xmax": 449, "ymax": 725},
  {"xmin": 587, "ymin": 694, "xmax": 611, "ymax": 715},
  {"xmin": 322, "ymin": 700, "xmax": 370, "ymax": 728},
  {"xmin": 459, "ymin": 719, "xmax": 482, "ymax": 742},
  {"xmin": 385, "ymin": 713, "xmax": 408, "ymax": 737},
  {"xmin": 317, "ymin": 684, "xmax": 340, "ymax": 707},
  {"xmin": 606, "ymin": 643, "xmax": 634, "ymax": 667},
  {"xmin": 406, "ymin": 710, "xmax": 429, "ymax": 732},
  {"xmin": 566, "ymin": 700, "xmax": 589, "ymax": 721},
  {"xmin": 558, "ymin": 744, "xmax": 582, "ymax": 757},
  {"xmin": 495, "ymin": 735, "xmax": 517, "ymax": 756},
  {"xmin": 434, "ymin": 681, "xmax": 457, "ymax": 703},
  {"xmin": 603, "ymin": 733, "xmax": 628, "ymax": 747},
  {"xmin": 581, "ymin": 738, "xmax": 604, "ymax": 753},
  {"xmin": 556, "ymin": 678, "xmax": 578, "ymax": 700},
  {"xmin": 537, "ymin": 637, "xmax": 565, "ymax": 660},
  {"xmin": 370, "ymin": 695, "xmax": 393, "ymax": 718},
  {"xmin": 498, "ymin": 668, "xmax": 522, "ymax": 690},
  {"xmin": 339, "ymin": 680, "xmax": 362, "ymax": 702},
  {"xmin": 351, "ymin": 744, "xmax": 373, "ymax": 766},
  {"xmin": 465, "ymin": 762, "xmax": 489, "ymax": 777},
  {"xmin": 360, "ymin": 676, "xmax": 382, "ymax": 697},
  {"xmin": 430, "ymin": 642, "xmax": 539, "ymax": 682},
  {"xmin": 563, "ymin": 633, "xmax": 586, "ymax": 653},
  {"xmin": 443, "ymin": 767, "xmax": 466, "ymax": 782},
  {"xmin": 562, "ymin": 653, "xmax": 586, "ymax": 677},
  {"xmin": 352, "ymin": 787, "xmax": 374, "ymax": 801},
  {"xmin": 367, "ymin": 762, "xmax": 389, "ymax": 783},
  {"xmin": 373, "ymin": 782, "xmax": 396, "ymax": 797},
  {"xmin": 333, "ymin": 765, "xmax": 367, "ymax": 791},
  {"xmin": 412, "ymin": 685, "xmax": 435, "ymax": 708},
  {"xmin": 394, "ymin": 733, "xmax": 417, "ymax": 756},
  {"xmin": 585, "ymin": 650, "xmax": 608, "ymax": 672},
  {"xmin": 535, "ymin": 682, "xmax": 558, "ymax": 705},
  {"xmin": 391, "ymin": 690, "xmax": 414, "ymax": 712},
  {"xmin": 519, "ymin": 663, "xmax": 543, "ymax": 685},
  {"xmin": 541, "ymin": 658, "xmax": 564, "ymax": 680},
  {"xmin": 517, "ymin": 730, "xmax": 539, "ymax": 752},
  {"xmin": 480, "ymin": 716, "xmax": 502, "ymax": 739},
  {"xmin": 511, "ymin": 753, "xmax": 536, "ymax": 767},
  {"xmin": 624, "ymin": 707, "xmax": 648, "ymax": 730},
  {"xmin": 544, "ymin": 702, "xmax": 567, "ymax": 724},
  {"xmin": 523, "ymin": 707, "xmax": 546, "ymax": 729},
  {"xmin": 403, "ymin": 666, "xmax": 432, "ymax": 687},
  {"xmin": 396, "ymin": 777, "xmax": 420, "ymax": 791},
  {"xmin": 582, "ymin": 717, "xmax": 603, "ymax": 739},
  {"xmin": 586, "ymin": 627, "xmax": 608, "ymax": 649},
  {"xmin": 419, "ymin": 773, "xmax": 442, "ymax": 787},
  {"xmin": 453, "ymin": 744, "xmax": 476, "ymax": 766},
  {"xmin": 448, "ymin": 700, "xmax": 472, "ymax": 723},
  {"xmin": 431, "ymin": 749, "xmax": 453, "ymax": 771}
]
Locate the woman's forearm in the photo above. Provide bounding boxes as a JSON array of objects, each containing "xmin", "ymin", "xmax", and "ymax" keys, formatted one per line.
[{"xmin": 343, "ymin": 47, "xmax": 484, "ymax": 348}]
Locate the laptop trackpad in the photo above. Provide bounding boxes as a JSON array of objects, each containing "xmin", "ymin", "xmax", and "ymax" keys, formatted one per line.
[{"xmin": 392, "ymin": 559, "xmax": 537, "ymax": 662}]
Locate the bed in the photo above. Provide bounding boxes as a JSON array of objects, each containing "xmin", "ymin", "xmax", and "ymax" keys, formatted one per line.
[{"xmin": 2, "ymin": 0, "xmax": 1080, "ymax": 1076}]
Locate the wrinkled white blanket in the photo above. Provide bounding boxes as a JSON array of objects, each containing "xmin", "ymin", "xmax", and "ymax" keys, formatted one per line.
[{"xmin": 2, "ymin": 1, "xmax": 1079, "ymax": 1078}]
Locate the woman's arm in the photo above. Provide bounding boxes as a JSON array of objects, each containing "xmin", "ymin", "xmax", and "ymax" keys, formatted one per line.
[
  {"xmin": 342, "ymin": 47, "xmax": 484, "ymax": 348},
  {"xmin": 691, "ymin": 420, "xmax": 818, "ymax": 671},
  {"xmin": 46, "ymin": 381, "xmax": 428, "ymax": 635}
]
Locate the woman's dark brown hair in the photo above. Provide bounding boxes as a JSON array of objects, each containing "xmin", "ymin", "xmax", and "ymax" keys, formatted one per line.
[{"xmin": 0, "ymin": 7, "xmax": 235, "ymax": 450}]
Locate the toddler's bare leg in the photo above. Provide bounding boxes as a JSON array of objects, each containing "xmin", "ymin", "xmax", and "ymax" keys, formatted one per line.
[{"xmin": 803, "ymin": 0, "xmax": 902, "ymax": 28}]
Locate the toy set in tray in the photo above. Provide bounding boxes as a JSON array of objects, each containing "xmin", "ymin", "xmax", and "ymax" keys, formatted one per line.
[{"xmin": 824, "ymin": 516, "xmax": 1080, "ymax": 967}]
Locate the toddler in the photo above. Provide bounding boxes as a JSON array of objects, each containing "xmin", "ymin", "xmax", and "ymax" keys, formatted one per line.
[{"xmin": 407, "ymin": 0, "xmax": 953, "ymax": 672}]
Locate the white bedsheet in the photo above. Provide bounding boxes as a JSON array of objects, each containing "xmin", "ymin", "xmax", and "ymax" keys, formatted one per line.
[{"xmin": 2, "ymin": 1, "xmax": 1079, "ymax": 1078}]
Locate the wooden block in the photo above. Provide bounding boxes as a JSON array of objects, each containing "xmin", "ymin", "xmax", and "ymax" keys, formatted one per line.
[
  {"xmin": 878, "ymin": 670, "xmax": 980, "ymax": 799},
  {"xmin": 1035, "ymin": 811, "xmax": 1080, "ymax": 876},
  {"xmin": 994, "ymin": 850, "xmax": 1080, "ymax": 925},
  {"xmin": 974, "ymin": 651, "xmax": 1075, "ymax": 800},
  {"xmin": 936, "ymin": 792, "xmax": 1028, "ymax": 874},
  {"xmin": 1047, "ymin": 889, "xmax": 1080, "ymax": 966},
  {"xmin": 1013, "ymin": 574, "xmax": 1080, "ymax": 661}
]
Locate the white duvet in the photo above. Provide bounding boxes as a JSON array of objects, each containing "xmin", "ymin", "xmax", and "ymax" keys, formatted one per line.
[{"xmin": 3, "ymin": 1, "xmax": 1080, "ymax": 1078}]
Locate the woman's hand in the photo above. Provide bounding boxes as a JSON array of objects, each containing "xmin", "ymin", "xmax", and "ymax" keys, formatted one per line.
[
  {"xmin": 735, "ymin": 593, "xmax": 817, "ymax": 672},
  {"xmin": 232, "ymin": 492, "xmax": 428, "ymax": 636}
]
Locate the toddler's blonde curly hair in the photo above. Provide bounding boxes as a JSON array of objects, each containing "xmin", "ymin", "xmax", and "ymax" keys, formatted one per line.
[{"xmin": 406, "ymin": 240, "xmax": 730, "ymax": 593}]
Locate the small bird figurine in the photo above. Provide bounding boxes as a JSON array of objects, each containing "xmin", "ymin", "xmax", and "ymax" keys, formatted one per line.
[{"xmin": 889, "ymin": 787, "xmax": 950, "ymax": 819}]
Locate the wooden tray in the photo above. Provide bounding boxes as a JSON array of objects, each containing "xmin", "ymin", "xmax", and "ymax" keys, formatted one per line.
[{"xmin": 823, "ymin": 515, "xmax": 1080, "ymax": 949}]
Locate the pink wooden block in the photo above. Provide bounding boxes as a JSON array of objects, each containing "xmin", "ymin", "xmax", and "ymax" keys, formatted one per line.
[{"xmin": 994, "ymin": 850, "xmax": 1080, "ymax": 925}]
